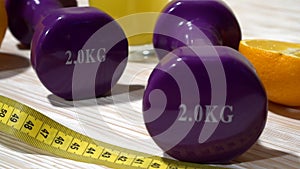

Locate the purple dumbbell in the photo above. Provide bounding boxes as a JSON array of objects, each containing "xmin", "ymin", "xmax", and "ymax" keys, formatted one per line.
[
  {"xmin": 6, "ymin": 0, "xmax": 77, "ymax": 46},
  {"xmin": 143, "ymin": 0, "xmax": 267, "ymax": 163},
  {"xmin": 6, "ymin": 0, "xmax": 128, "ymax": 100}
]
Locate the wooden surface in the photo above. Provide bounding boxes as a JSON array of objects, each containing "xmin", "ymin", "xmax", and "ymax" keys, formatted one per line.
[{"xmin": 0, "ymin": 0, "xmax": 299, "ymax": 168}]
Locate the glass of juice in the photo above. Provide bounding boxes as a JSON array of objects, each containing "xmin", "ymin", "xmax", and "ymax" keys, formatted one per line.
[{"xmin": 89, "ymin": 0, "xmax": 171, "ymax": 62}]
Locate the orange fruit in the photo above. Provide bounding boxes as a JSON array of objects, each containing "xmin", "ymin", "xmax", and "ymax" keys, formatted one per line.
[
  {"xmin": 239, "ymin": 39, "xmax": 300, "ymax": 106},
  {"xmin": 0, "ymin": 0, "xmax": 7, "ymax": 47}
]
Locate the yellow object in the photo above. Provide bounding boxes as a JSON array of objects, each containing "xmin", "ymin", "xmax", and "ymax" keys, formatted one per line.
[
  {"xmin": 0, "ymin": 0, "xmax": 8, "ymax": 46},
  {"xmin": 239, "ymin": 39, "xmax": 300, "ymax": 106},
  {"xmin": 0, "ymin": 95, "xmax": 221, "ymax": 169},
  {"xmin": 89, "ymin": 0, "xmax": 170, "ymax": 46}
]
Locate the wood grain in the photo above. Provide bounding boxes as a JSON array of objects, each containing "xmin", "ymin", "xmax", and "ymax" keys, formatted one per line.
[{"xmin": 0, "ymin": 0, "xmax": 299, "ymax": 168}]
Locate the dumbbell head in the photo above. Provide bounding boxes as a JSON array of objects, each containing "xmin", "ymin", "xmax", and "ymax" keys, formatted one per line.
[
  {"xmin": 143, "ymin": 46, "xmax": 267, "ymax": 163},
  {"xmin": 153, "ymin": 0, "xmax": 241, "ymax": 59},
  {"xmin": 30, "ymin": 7, "xmax": 128, "ymax": 100},
  {"xmin": 5, "ymin": 0, "xmax": 77, "ymax": 47},
  {"xmin": 6, "ymin": 0, "xmax": 128, "ymax": 100}
]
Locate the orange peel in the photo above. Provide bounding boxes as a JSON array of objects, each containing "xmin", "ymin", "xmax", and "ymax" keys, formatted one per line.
[{"xmin": 239, "ymin": 39, "xmax": 300, "ymax": 106}]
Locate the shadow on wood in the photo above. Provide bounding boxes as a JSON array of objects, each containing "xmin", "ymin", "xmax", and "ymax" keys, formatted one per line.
[
  {"xmin": 159, "ymin": 142, "xmax": 295, "ymax": 167},
  {"xmin": 0, "ymin": 131, "xmax": 53, "ymax": 156},
  {"xmin": 231, "ymin": 142, "xmax": 294, "ymax": 163},
  {"xmin": 0, "ymin": 52, "xmax": 30, "ymax": 79},
  {"xmin": 268, "ymin": 101, "xmax": 300, "ymax": 120},
  {"xmin": 16, "ymin": 43, "xmax": 30, "ymax": 50},
  {"xmin": 58, "ymin": 0, "xmax": 77, "ymax": 7},
  {"xmin": 47, "ymin": 84, "xmax": 145, "ymax": 107}
]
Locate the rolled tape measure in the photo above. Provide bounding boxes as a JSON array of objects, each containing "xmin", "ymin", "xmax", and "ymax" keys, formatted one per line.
[{"xmin": 0, "ymin": 95, "xmax": 225, "ymax": 169}]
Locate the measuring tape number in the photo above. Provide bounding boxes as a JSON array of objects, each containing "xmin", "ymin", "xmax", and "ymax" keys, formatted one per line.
[{"xmin": 0, "ymin": 95, "xmax": 225, "ymax": 169}]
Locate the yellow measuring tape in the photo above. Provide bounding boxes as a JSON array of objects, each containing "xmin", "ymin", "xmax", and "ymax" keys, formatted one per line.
[{"xmin": 0, "ymin": 95, "xmax": 225, "ymax": 169}]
